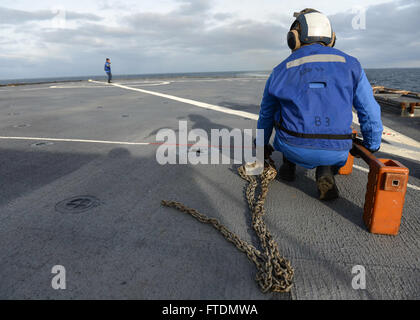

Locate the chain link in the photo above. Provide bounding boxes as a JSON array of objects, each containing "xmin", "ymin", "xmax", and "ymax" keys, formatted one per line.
[{"xmin": 161, "ymin": 160, "xmax": 294, "ymax": 293}]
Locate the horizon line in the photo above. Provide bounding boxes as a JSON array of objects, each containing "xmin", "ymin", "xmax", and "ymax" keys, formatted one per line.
[{"xmin": 2, "ymin": 67, "xmax": 420, "ymax": 83}]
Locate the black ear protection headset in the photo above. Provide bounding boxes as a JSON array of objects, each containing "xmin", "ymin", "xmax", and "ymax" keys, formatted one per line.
[{"xmin": 287, "ymin": 9, "xmax": 336, "ymax": 51}]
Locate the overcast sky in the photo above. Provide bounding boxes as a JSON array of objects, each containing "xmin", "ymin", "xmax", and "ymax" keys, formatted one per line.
[{"xmin": 0, "ymin": 0, "xmax": 419, "ymax": 79}]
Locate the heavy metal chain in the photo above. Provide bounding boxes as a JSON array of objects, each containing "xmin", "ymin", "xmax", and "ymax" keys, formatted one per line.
[{"xmin": 161, "ymin": 160, "xmax": 294, "ymax": 293}]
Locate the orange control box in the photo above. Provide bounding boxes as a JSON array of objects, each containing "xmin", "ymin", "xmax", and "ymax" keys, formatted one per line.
[
  {"xmin": 338, "ymin": 153, "xmax": 354, "ymax": 175},
  {"xmin": 363, "ymin": 158, "xmax": 409, "ymax": 235},
  {"xmin": 338, "ymin": 130, "xmax": 357, "ymax": 175}
]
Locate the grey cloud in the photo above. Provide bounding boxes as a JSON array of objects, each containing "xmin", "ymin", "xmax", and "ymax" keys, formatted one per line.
[
  {"xmin": 0, "ymin": 6, "xmax": 102, "ymax": 25},
  {"xmin": 122, "ymin": 4, "xmax": 287, "ymax": 54},
  {"xmin": 41, "ymin": 23, "xmax": 136, "ymax": 44},
  {"xmin": 125, "ymin": 12, "xmax": 205, "ymax": 35},
  {"xmin": 329, "ymin": 0, "xmax": 420, "ymax": 67},
  {"xmin": 175, "ymin": 0, "xmax": 212, "ymax": 15},
  {"xmin": 190, "ymin": 20, "xmax": 287, "ymax": 53},
  {"xmin": 0, "ymin": 7, "xmax": 52, "ymax": 23},
  {"xmin": 213, "ymin": 12, "xmax": 233, "ymax": 21},
  {"xmin": 1, "ymin": 0, "xmax": 419, "ymax": 79},
  {"xmin": 65, "ymin": 11, "xmax": 103, "ymax": 21}
]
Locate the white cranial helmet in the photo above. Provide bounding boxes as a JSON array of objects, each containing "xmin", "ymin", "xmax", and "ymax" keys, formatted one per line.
[{"xmin": 287, "ymin": 8, "xmax": 336, "ymax": 51}]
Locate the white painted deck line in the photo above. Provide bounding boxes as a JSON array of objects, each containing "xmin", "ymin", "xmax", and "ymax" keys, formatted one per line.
[
  {"xmin": 0, "ymin": 136, "xmax": 150, "ymax": 145},
  {"xmin": 353, "ymin": 165, "xmax": 420, "ymax": 191},
  {"xmin": 90, "ymin": 80, "xmax": 419, "ymax": 163},
  {"xmin": 0, "ymin": 135, "xmax": 418, "ymax": 191},
  {"xmin": 89, "ymin": 80, "xmax": 260, "ymax": 121}
]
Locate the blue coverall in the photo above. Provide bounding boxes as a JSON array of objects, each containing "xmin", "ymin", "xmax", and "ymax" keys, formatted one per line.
[
  {"xmin": 257, "ymin": 44, "xmax": 383, "ymax": 169},
  {"xmin": 104, "ymin": 61, "xmax": 112, "ymax": 83}
]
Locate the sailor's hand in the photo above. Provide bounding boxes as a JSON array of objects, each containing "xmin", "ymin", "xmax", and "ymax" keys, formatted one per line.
[
  {"xmin": 350, "ymin": 143, "xmax": 380, "ymax": 158},
  {"xmin": 366, "ymin": 146, "xmax": 380, "ymax": 154},
  {"xmin": 350, "ymin": 145, "xmax": 360, "ymax": 158},
  {"xmin": 264, "ymin": 144, "xmax": 274, "ymax": 159}
]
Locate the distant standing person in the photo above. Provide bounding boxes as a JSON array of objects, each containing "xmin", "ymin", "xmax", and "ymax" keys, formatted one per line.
[{"xmin": 104, "ymin": 58, "xmax": 112, "ymax": 83}]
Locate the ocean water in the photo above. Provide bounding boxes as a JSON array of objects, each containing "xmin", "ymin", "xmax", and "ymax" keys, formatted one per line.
[
  {"xmin": 1, "ymin": 69, "xmax": 419, "ymax": 92},
  {"xmin": 365, "ymin": 68, "xmax": 420, "ymax": 93},
  {"xmin": 0, "ymin": 71, "xmax": 269, "ymax": 86}
]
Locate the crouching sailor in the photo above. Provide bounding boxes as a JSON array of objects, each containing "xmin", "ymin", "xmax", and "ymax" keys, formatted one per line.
[{"xmin": 257, "ymin": 8, "xmax": 383, "ymax": 200}]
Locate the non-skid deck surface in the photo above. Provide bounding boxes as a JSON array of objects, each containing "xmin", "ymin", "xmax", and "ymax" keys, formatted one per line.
[{"xmin": 0, "ymin": 78, "xmax": 419, "ymax": 299}]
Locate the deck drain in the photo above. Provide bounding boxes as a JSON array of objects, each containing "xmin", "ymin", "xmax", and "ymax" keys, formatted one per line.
[
  {"xmin": 55, "ymin": 196, "xmax": 100, "ymax": 214},
  {"xmin": 190, "ymin": 148, "xmax": 207, "ymax": 155},
  {"xmin": 31, "ymin": 141, "xmax": 54, "ymax": 147},
  {"xmin": 13, "ymin": 123, "xmax": 31, "ymax": 128},
  {"xmin": 122, "ymin": 114, "xmax": 129, "ymax": 118},
  {"xmin": 176, "ymin": 147, "xmax": 208, "ymax": 156}
]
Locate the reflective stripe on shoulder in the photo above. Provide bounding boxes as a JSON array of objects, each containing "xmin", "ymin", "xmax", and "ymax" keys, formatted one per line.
[{"xmin": 286, "ymin": 54, "xmax": 346, "ymax": 69}]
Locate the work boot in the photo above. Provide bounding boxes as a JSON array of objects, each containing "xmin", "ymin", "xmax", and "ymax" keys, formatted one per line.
[
  {"xmin": 278, "ymin": 156, "xmax": 296, "ymax": 181},
  {"xmin": 315, "ymin": 166, "xmax": 339, "ymax": 200}
]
